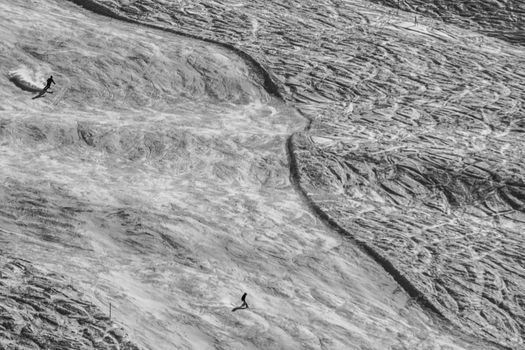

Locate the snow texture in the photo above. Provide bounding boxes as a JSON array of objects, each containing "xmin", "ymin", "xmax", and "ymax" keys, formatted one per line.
[{"xmin": 1, "ymin": 0, "xmax": 524, "ymax": 349}]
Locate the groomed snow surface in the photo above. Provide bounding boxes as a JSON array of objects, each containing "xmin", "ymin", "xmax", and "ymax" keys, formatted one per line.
[{"xmin": 1, "ymin": 0, "xmax": 524, "ymax": 349}]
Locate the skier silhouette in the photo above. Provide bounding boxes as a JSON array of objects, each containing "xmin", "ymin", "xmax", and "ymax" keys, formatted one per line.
[
  {"xmin": 33, "ymin": 76, "xmax": 56, "ymax": 99},
  {"xmin": 43, "ymin": 75, "xmax": 55, "ymax": 92},
  {"xmin": 232, "ymin": 292, "xmax": 249, "ymax": 312}
]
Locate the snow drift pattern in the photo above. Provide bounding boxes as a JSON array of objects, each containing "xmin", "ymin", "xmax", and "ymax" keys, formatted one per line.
[{"xmin": 7, "ymin": 67, "xmax": 45, "ymax": 92}]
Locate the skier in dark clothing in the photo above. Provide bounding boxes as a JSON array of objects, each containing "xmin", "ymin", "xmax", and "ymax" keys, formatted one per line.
[
  {"xmin": 240, "ymin": 293, "xmax": 248, "ymax": 308},
  {"xmin": 32, "ymin": 75, "xmax": 56, "ymax": 99},
  {"xmin": 43, "ymin": 75, "xmax": 55, "ymax": 92},
  {"xmin": 232, "ymin": 292, "xmax": 249, "ymax": 312}
]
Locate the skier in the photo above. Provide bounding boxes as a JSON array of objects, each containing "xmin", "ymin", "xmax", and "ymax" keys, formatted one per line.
[
  {"xmin": 33, "ymin": 75, "xmax": 56, "ymax": 99},
  {"xmin": 43, "ymin": 75, "xmax": 55, "ymax": 93},
  {"xmin": 232, "ymin": 292, "xmax": 249, "ymax": 312},
  {"xmin": 240, "ymin": 293, "xmax": 248, "ymax": 309}
]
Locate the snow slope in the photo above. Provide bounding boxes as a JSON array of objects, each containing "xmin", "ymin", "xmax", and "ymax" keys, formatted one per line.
[
  {"xmin": 80, "ymin": 0, "xmax": 525, "ymax": 348},
  {"xmin": 1, "ymin": 0, "xmax": 522, "ymax": 349}
]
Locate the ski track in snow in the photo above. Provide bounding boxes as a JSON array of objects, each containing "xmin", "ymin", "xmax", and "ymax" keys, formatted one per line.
[{"xmin": 0, "ymin": 0, "xmax": 524, "ymax": 349}]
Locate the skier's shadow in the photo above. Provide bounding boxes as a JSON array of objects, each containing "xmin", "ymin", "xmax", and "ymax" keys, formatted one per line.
[
  {"xmin": 32, "ymin": 90, "xmax": 53, "ymax": 99},
  {"xmin": 231, "ymin": 305, "xmax": 248, "ymax": 312}
]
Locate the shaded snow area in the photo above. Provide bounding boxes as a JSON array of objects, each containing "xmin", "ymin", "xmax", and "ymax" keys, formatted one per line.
[
  {"xmin": 0, "ymin": 0, "xmax": 523, "ymax": 349},
  {"xmin": 0, "ymin": 254, "xmax": 140, "ymax": 349},
  {"xmin": 367, "ymin": 0, "xmax": 525, "ymax": 44}
]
